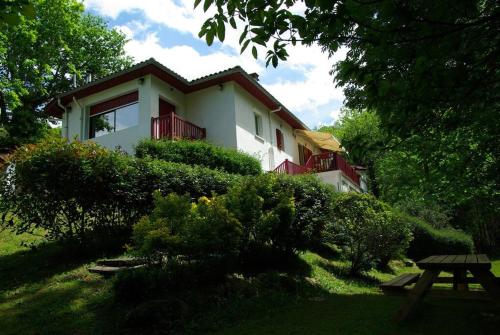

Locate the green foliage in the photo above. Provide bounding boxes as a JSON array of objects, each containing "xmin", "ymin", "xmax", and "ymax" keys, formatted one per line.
[
  {"xmin": 224, "ymin": 173, "xmax": 335, "ymax": 256},
  {"xmin": 326, "ymin": 193, "xmax": 412, "ymax": 274},
  {"xmin": 404, "ymin": 215, "xmax": 474, "ymax": 261},
  {"xmin": 198, "ymin": 0, "xmax": 500, "ymax": 253},
  {"xmin": 0, "ymin": 0, "xmax": 34, "ymax": 26},
  {"xmin": 0, "ymin": 126, "xmax": 8, "ymax": 147},
  {"xmin": 132, "ymin": 192, "xmax": 242, "ymax": 263},
  {"xmin": 1, "ymin": 137, "xmax": 137, "ymax": 241},
  {"xmin": 0, "ymin": 139, "xmax": 239, "ymax": 243},
  {"xmin": 0, "ymin": 0, "xmax": 133, "ymax": 147},
  {"xmin": 135, "ymin": 139, "xmax": 262, "ymax": 175},
  {"xmin": 134, "ymin": 158, "xmax": 240, "ymax": 200}
]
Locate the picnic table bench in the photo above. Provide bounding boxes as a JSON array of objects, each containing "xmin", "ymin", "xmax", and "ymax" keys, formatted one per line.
[{"xmin": 386, "ymin": 254, "xmax": 500, "ymax": 322}]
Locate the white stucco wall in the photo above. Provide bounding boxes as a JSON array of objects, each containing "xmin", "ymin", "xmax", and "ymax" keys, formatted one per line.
[
  {"xmin": 185, "ymin": 83, "xmax": 237, "ymax": 149},
  {"xmin": 316, "ymin": 170, "xmax": 362, "ymax": 192},
  {"xmin": 233, "ymin": 84, "xmax": 300, "ymax": 171},
  {"xmin": 60, "ymin": 75, "xmax": 318, "ymax": 165},
  {"xmin": 63, "ymin": 76, "xmax": 152, "ymax": 154}
]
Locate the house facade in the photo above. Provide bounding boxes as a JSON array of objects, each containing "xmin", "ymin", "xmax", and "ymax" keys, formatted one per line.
[{"xmin": 47, "ymin": 58, "xmax": 365, "ymax": 193}]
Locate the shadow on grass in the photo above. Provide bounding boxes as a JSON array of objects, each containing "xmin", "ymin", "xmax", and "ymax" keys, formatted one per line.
[
  {"xmin": 315, "ymin": 258, "xmax": 382, "ymax": 286},
  {"xmin": 309, "ymin": 242, "xmax": 342, "ymax": 261},
  {"xmin": 209, "ymin": 292, "xmax": 500, "ymax": 335},
  {"xmin": 0, "ymin": 239, "xmax": 123, "ymax": 293},
  {"xmin": 0, "ymin": 272, "xmax": 126, "ymax": 335}
]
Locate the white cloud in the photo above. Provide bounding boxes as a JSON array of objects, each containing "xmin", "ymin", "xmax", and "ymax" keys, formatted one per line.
[
  {"xmin": 84, "ymin": 0, "xmax": 346, "ymax": 126},
  {"xmin": 124, "ymin": 32, "xmax": 262, "ymax": 80}
]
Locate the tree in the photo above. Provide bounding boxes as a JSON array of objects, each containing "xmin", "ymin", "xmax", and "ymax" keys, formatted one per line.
[
  {"xmin": 0, "ymin": 0, "xmax": 133, "ymax": 147},
  {"xmin": 196, "ymin": 0, "xmax": 500, "ymax": 251},
  {"xmin": 196, "ymin": 0, "xmax": 499, "ymax": 138},
  {"xmin": 0, "ymin": 0, "xmax": 34, "ymax": 26}
]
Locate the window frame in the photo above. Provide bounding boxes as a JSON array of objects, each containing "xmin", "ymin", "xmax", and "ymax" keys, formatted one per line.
[
  {"xmin": 89, "ymin": 101, "xmax": 139, "ymax": 139},
  {"xmin": 276, "ymin": 128, "xmax": 285, "ymax": 151},
  {"xmin": 254, "ymin": 113, "xmax": 263, "ymax": 137}
]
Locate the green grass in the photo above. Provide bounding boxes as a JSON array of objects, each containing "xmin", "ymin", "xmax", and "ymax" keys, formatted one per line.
[
  {"xmin": 1, "ymin": 229, "xmax": 499, "ymax": 334},
  {"xmin": 0, "ymin": 229, "xmax": 125, "ymax": 335},
  {"xmin": 212, "ymin": 251, "xmax": 500, "ymax": 335}
]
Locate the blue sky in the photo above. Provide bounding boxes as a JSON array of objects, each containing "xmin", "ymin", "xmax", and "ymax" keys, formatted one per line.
[{"xmin": 84, "ymin": 0, "xmax": 346, "ymax": 128}]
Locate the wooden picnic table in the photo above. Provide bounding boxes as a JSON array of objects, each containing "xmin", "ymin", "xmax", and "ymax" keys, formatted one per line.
[{"xmin": 394, "ymin": 254, "xmax": 500, "ymax": 322}]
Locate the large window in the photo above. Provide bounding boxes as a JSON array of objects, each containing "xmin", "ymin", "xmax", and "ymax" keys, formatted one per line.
[{"xmin": 89, "ymin": 102, "xmax": 139, "ymax": 138}]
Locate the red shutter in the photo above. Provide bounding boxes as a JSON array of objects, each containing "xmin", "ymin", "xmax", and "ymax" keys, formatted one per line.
[
  {"xmin": 276, "ymin": 129, "xmax": 284, "ymax": 150},
  {"xmin": 90, "ymin": 91, "xmax": 138, "ymax": 116}
]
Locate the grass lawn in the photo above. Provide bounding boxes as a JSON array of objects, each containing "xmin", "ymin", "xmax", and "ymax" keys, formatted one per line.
[{"xmin": 1, "ymin": 229, "xmax": 499, "ymax": 334}]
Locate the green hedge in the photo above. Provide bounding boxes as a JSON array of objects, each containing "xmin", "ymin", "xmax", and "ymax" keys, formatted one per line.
[
  {"xmin": 403, "ymin": 214, "xmax": 474, "ymax": 260},
  {"xmin": 0, "ymin": 139, "xmax": 239, "ymax": 242},
  {"xmin": 135, "ymin": 139, "xmax": 262, "ymax": 176}
]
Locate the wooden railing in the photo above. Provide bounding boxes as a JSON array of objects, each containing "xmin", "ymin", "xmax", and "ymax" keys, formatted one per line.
[
  {"xmin": 274, "ymin": 159, "xmax": 309, "ymax": 175},
  {"xmin": 151, "ymin": 112, "xmax": 206, "ymax": 140},
  {"xmin": 274, "ymin": 152, "xmax": 360, "ymax": 186}
]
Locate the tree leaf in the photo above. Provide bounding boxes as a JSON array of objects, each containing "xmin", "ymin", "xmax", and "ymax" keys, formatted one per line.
[
  {"xmin": 240, "ymin": 39, "xmax": 250, "ymax": 53},
  {"xmin": 252, "ymin": 46, "xmax": 258, "ymax": 59},
  {"xmin": 194, "ymin": 0, "xmax": 203, "ymax": 9},
  {"xmin": 229, "ymin": 17, "xmax": 237, "ymax": 29}
]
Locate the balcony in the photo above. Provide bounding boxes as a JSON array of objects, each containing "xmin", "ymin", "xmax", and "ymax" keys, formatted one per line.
[
  {"xmin": 151, "ymin": 112, "xmax": 206, "ymax": 140},
  {"xmin": 274, "ymin": 152, "xmax": 361, "ymax": 186}
]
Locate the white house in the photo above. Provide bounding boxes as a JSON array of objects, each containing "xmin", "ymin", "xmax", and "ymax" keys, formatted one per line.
[{"xmin": 46, "ymin": 58, "xmax": 365, "ymax": 192}]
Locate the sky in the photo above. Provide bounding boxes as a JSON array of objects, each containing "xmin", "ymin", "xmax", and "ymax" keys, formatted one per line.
[{"xmin": 84, "ymin": 0, "xmax": 346, "ymax": 128}]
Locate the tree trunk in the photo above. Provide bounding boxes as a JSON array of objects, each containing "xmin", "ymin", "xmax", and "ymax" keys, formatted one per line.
[
  {"xmin": 367, "ymin": 159, "xmax": 380, "ymax": 197},
  {"xmin": 0, "ymin": 90, "xmax": 7, "ymax": 125}
]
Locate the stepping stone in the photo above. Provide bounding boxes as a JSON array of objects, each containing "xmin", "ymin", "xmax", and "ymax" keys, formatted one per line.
[
  {"xmin": 96, "ymin": 257, "xmax": 143, "ymax": 267},
  {"xmin": 89, "ymin": 264, "xmax": 146, "ymax": 276},
  {"xmin": 88, "ymin": 265, "xmax": 126, "ymax": 276}
]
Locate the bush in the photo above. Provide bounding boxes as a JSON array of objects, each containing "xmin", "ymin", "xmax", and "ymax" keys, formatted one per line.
[
  {"xmin": 134, "ymin": 158, "xmax": 239, "ymax": 202},
  {"xmin": 132, "ymin": 192, "xmax": 242, "ymax": 264},
  {"xmin": 326, "ymin": 193, "xmax": 412, "ymax": 274},
  {"xmin": 135, "ymin": 139, "xmax": 262, "ymax": 176},
  {"xmin": 0, "ymin": 139, "xmax": 239, "ymax": 243},
  {"xmin": 223, "ymin": 173, "xmax": 335, "ymax": 257},
  {"xmin": 404, "ymin": 214, "xmax": 474, "ymax": 260},
  {"xmin": 0, "ymin": 138, "xmax": 139, "ymax": 242}
]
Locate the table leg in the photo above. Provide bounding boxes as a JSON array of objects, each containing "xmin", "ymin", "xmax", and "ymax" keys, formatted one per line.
[
  {"xmin": 469, "ymin": 269, "xmax": 500, "ymax": 301},
  {"xmin": 453, "ymin": 269, "xmax": 469, "ymax": 291},
  {"xmin": 394, "ymin": 269, "xmax": 440, "ymax": 322}
]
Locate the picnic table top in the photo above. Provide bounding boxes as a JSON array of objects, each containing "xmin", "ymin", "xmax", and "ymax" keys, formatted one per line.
[{"xmin": 416, "ymin": 254, "xmax": 491, "ymax": 270}]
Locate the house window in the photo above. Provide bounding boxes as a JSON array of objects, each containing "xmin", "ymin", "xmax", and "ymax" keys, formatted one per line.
[
  {"xmin": 276, "ymin": 129, "xmax": 284, "ymax": 150},
  {"xmin": 254, "ymin": 113, "xmax": 263, "ymax": 137},
  {"xmin": 89, "ymin": 102, "xmax": 139, "ymax": 138}
]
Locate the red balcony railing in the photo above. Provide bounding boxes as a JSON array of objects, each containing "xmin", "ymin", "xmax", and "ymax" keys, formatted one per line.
[
  {"xmin": 305, "ymin": 152, "xmax": 360, "ymax": 185},
  {"xmin": 274, "ymin": 152, "xmax": 360, "ymax": 186},
  {"xmin": 151, "ymin": 112, "xmax": 206, "ymax": 140},
  {"xmin": 274, "ymin": 159, "xmax": 309, "ymax": 175}
]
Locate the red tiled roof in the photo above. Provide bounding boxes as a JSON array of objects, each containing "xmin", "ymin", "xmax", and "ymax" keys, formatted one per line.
[{"xmin": 46, "ymin": 58, "xmax": 308, "ymax": 130}]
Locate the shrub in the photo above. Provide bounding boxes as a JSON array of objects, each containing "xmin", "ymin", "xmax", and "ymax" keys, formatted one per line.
[
  {"xmin": 132, "ymin": 192, "xmax": 242, "ymax": 264},
  {"xmin": 326, "ymin": 193, "xmax": 412, "ymax": 274},
  {"xmin": 0, "ymin": 138, "xmax": 139, "ymax": 242},
  {"xmin": 134, "ymin": 158, "xmax": 239, "ymax": 202},
  {"xmin": 403, "ymin": 214, "xmax": 474, "ymax": 260},
  {"xmin": 223, "ymin": 173, "xmax": 335, "ymax": 257},
  {"xmin": 0, "ymin": 139, "xmax": 240, "ymax": 243},
  {"xmin": 135, "ymin": 139, "xmax": 262, "ymax": 175}
]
